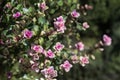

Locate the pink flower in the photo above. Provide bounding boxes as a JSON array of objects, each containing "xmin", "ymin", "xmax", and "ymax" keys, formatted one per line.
[
  {"xmin": 45, "ymin": 49, "xmax": 55, "ymax": 58},
  {"xmin": 54, "ymin": 16, "xmax": 66, "ymax": 33},
  {"xmin": 82, "ymin": 22, "xmax": 89, "ymax": 30},
  {"xmin": 32, "ymin": 54, "xmax": 39, "ymax": 61},
  {"xmin": 80, "ymin": 56, "xmax": 89, "ymax": 67},
  {"xmin": 31, "ymin": 62, "xmax": 39, "ymax": 73},
  {"xmin": 32, "ymin": 45, "xmax": 44, "ymax": 53},
  {"xmin": 84, "ymin": 4, "xmax": 93, "ymax": 10},
  {"xmin": 13, "ymin": 12, "xmax": 21, "ymax": 18},
  {"xmin": 41, "ymin": 66, "xmax": 57, "ymax": 79},
  {"xmin": 56, "ymin": 16, "xmax": 64, "ymax": 22},
  {"xmin": 6, "ymin": 3, "xmax": 12, "ymax": 8},
  {"xmin": 75, "ymin": 42, "xmax": 84, "ymax": 51},
  {"xmin": 39, "ymin": 2, "xmax": 47, "ymax": 11},
  {"xmin": 71, "ymin": 10, "xmax": 80, "ymax": 18},
  {"xmin": 19, "ymin": 58, "xmax": 24, "ymax": 63},
  {"xmin": 71, "ymin": 55, "xmax": 79, "ymax": 64},
  {"xmin": 60, "ymin": 60, "xmax": 72, "ymax": 72},
  {"xmin": 7, "ymin": 72, "xmax": 12, "ymax": 79},
  {"xmin": 28, "ymin": 50, "xmax": 34, "ymax": 56},
  {"xmin": 0, "ymin": 39, "xmax": 4, "ymax": 44},
  {"xmin": 103, "ymin": 34, "xmax": 112, "ymax": 46},
  {"xmin": 53, "ymin": 42, "xmax": 64, "ymax": 51},
  {"xmin": 23, "ymin": 29, "xmax": 33, "ymax": 39}
]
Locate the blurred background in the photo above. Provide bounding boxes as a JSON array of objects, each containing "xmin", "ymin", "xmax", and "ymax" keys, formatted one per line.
[{"xmin": 58, "ymin": 0, "xmax": 120, "ymax": 80}]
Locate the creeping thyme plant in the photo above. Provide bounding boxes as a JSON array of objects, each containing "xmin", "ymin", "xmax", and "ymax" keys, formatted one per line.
[{"xmin": 0, "ymin": 0, "xmax": 112, "ymax": 80}]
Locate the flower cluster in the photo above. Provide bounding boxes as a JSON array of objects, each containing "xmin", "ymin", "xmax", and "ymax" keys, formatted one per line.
[
  {"xmin": 0, "ymin": 1, "xmax": 113, "ymax": 80},
  {"xmin": 13, "ymin": 12, "xmax": 21, "ymax": 18},
  {"xmin": 80, "ymin": 56, "xmax": 89, "ymax": 66},
  {"xmin": 31, "ymin": 61, "xmax": 40, "ymax": 73},
  {"xmin": 75, "ymin": 42, "xmax": 84, "ymax": 51},
  {"xmin": 54, "ymin": 16, "xmax": 66, "ymax": 33},
  {"xmin": 25, "ymin": 39, "xmax": 97, "ymax": 79},
  {"xmin": 102, "ymin": 34, "xmax": 112, "ymax": 46},
  {"xmin": 53, "ymin": 42, "xmax": 64, "ymax": 52},
  {"xmin": 60, "ymin": 60, "xmax": 73, "ymax": 72},
  {"xmin": 41, "ymin": 66, "xmax": 57, "ymax": 79},
  {"xmin": 38, "ymin": 2, "xmax": 47, "ymax": 11},
  {"xmin": 31, "ymin": 45, "xmax": 44, "ymax": 53},
  {"xmin": 23, "ymin": 29, "xmax": 33, "ymax": 39},
  {"xmin": 71, "ymin": 10, "xmax": 80, "ymax": 18},
  {"xmin": 82, "ymin": 22, "xmax": 90, "ymax": 30},
  {"xmin": 45, "ymin": 49, "xmax": 55, "ymax": 58},
  {"xmin": 71, "ymin": 55, "xmax": 79, "ymax": 64}
]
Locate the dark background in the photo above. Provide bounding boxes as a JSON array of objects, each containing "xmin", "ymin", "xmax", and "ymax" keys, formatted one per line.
[{"xmin": 59, "ymin": 0, "xmax": 120, "ymax": 80}]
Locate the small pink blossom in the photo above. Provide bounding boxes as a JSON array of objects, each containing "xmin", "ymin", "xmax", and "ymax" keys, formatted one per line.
[
  {"xmin": 32, "ymin": 54, "xmax": 39, "ymax": 61},
  {"xmin": 71, "ymin": 55, "xmax": 79, "ymax": 64},
  {"xmin": 19, "ymin": 58, "xmax": 24, "ymax": 63},
  {"xmin": 13, "ymin": 12, "xmax": 21, "ymax": 18},
  {"xmin": 60, "ymin": 60, "xmax": 72, "ymax": 72},
  {"xmin": 54, "ymin": 16, "xmax": 66, "ymax": 33},
  {"xmin": 6, "ymin": 3, "xmax": 12, "ymax": 8},
  {"xmin": 80, "ymin": 56, "xmax": 89, "ymax": 67},
  {"xmin": 53, "ymin": 42, "xmax": 64, "ymax": 51},
  {"xmin": 71, "ymin": 10, "xmax": 80, "ymax": 18},
  {"xmin": 23, "ymin": 29, "xmax": 33, "ymax": 39},
  {"xmin": 28, "ymin": 50, "xmax": 35, "ymax": 56},
  {"xmin": 82, "ymin": 22, "xmax": 90, "ymax": 30},
  {"xmin": 0, "ymin": 39, "xmax": 4, "ymax": 44},
  {"xmin": 7, "ymin": 72, "xmax": 12, "ymax": 79},
  {"xmin": 31, "ymin": 62, "xmax": 39, "ymax": 73},
  {"xmin": 41, "ymin": 66, "xmax": 57, "ymax": 79},
  {"xmin": 103, "ymin": 34, "xmax": 112, "ymax": 46},
  {"xmin": 75, "ymin": 42, "xmax": 84, "ymax": 51},
  {"xmin": 45, "ymin": 49, "xmax": 55, "ymax": 58},
  {"xmin": 32, "ymin": 45, "xmax": 44, "ymax": 53},
  {"xmin": 56, "ymin": 16, "xmax": 65, "ymax": 22},
  {"xmin": 84, "ymin": 4, "xmax": 93, "ymax": 10},
  {"xmin": 54, "ymin": 21, "xmax": 66, "ymax": 33},
  {"xmin": 39, "ymin": 2, "xmax": 47, "ymax": 11}
]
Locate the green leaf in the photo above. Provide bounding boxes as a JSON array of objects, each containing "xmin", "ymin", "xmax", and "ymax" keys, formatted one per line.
[
  {"xmin": 45, "ymin": 40, "xmax": 53, "ymax": 49},
  {"xmin": 76, "ymin": 22, "xmax": 82, "ymax": 30},
  {"xmin": 58, "ymin": 0, "xmax": 63, "ymax": 6},
  {"xmin": 38, "ymin": 37, "xmax": 44, "ymax": 45},
  {"xmin": 68, "ymin": 0, "xmax": 72, "ymax": 4},
  {"xmin": 15, "ymin": 4, "xmax": 23, "ymax": 10},
  {"xmin": 2, "ymin": 30, "xmax": 8, "ymax": 35},
  {"xmin": 43, "ymin": 24, "xmax": 48, "ymax": 31},
  {"xmin": 7, "ymin": 14, "xmax": 11, "ymax": 22},
  {"xmin": 28, "ymin": 7, "xmax": 35, "ymax": 13},
  {"xmin": 38, "ymin": 17, "xmax": 46, "ymax": 25},
  {"xmin": 73, "ymin": 0, "xmax": 78, "ymax": 3},
  {"xmin": 70, "ymin": 5, "xmax": 77, "ymax": 11},
  {"xmin": 32, "ymin": 25, "xmax": 39, "ymax": 35},
  {"xmin": 50, "ymin": 9, "xmax": 55, "ymax": 14},
  {"xmin": 48, "ymin": 34, "xmax": 57, "ymax": 41},
  {"xmin": 6, "ymin": 35, "xmax": 13, "ymax": 38},
  {"xmin": 22, "ymin": 40, "xmax": 27, "ymax": 46}
]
